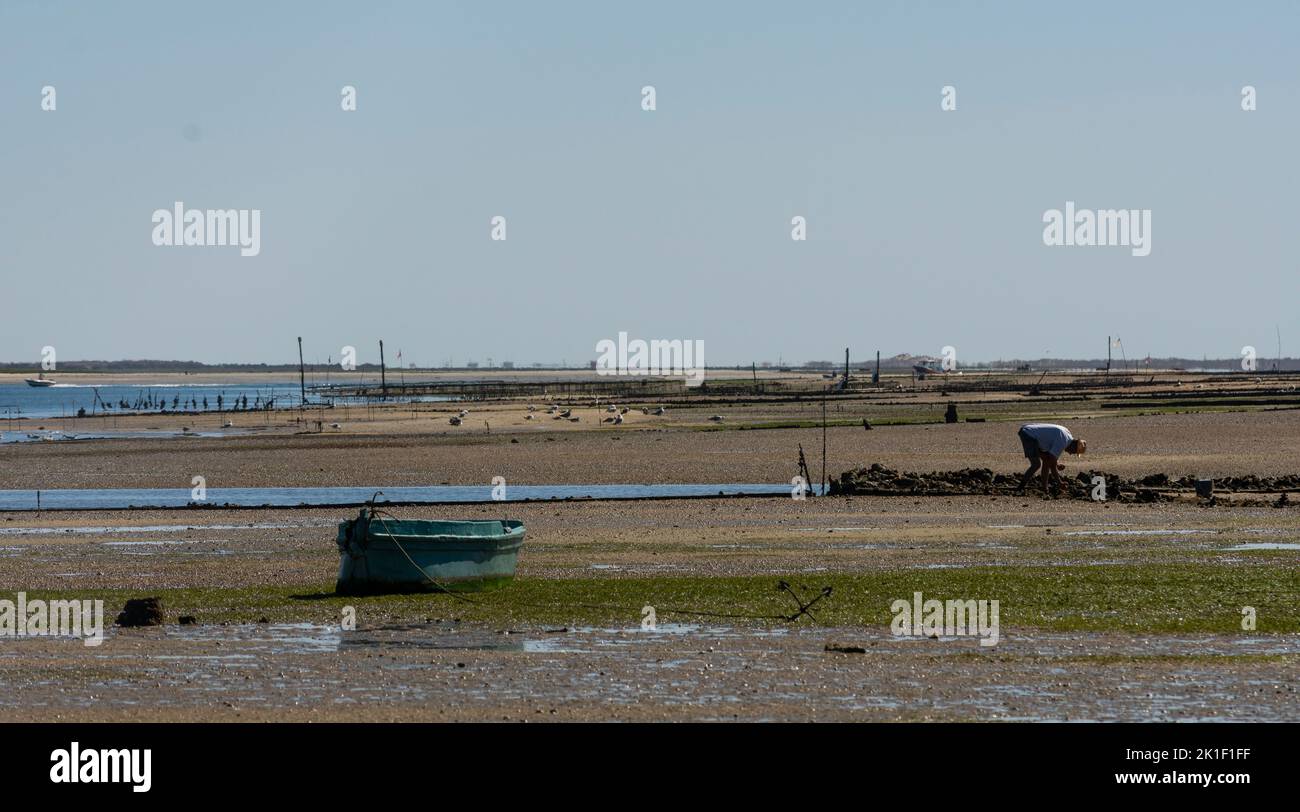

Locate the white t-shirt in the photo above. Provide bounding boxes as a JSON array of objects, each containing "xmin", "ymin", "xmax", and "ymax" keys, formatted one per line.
[{"xmin": 1021, "ymin": 423, "xmax": 1073, "ymax": 459}]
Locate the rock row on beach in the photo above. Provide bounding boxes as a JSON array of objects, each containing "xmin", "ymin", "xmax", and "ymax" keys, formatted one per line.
[{"xmin": 828, "ymin": 463, "xmax": 1300, "ymax": 502}]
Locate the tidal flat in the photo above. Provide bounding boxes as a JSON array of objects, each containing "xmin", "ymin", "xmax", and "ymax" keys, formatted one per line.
[{"xmin": 2, "ymin": 374, "xmax": 1298, "ymax": 721}]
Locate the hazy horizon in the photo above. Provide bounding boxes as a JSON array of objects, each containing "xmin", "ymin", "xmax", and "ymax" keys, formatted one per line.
[
  {"xmin": 0, "ymin": 348, "xmax": 1293, "ymax": 369},
  {"xmin": 4, "ymin": 1, "xmax": 1297, "ymax": 366}
]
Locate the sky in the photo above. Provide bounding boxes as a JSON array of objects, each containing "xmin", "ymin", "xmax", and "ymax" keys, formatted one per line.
[{"xmin": 1, "ymin": 1, "xmax": 1297, "ymax": 367}]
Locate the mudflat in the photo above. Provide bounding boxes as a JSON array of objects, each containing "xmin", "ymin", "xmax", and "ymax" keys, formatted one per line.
[
  {"xmin": 6, "ymin": 403, "xmax": 1300, "ymax": 491},
  {"xmin": 2, "ymin": 374, "xmax": 1297, "ymax": 721}
]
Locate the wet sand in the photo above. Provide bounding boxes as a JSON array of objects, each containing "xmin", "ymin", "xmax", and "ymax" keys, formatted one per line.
[
  {"xmin": 6, "ymin": 407, "xmax": 1300, "ymax": 491},
  {"xmin": 1, "ymin": 495, "xmax": 1296, "ymax": 722},
  {"xmin": 5, "ymin": 624, "xmax": 1296, "ymax": 722},
  {"xmin": 1, "ymin": 496, "xmax": 1296, "ymax": 590}
]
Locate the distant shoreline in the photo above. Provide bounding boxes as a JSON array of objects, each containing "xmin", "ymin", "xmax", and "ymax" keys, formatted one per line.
[
  {"xmin": 2, "ymin": 357, "xmax": 1297, "ymax": 376},
  {"xmin": 0, "ymin": 368, "xmax": 784, "ymax": 387}
]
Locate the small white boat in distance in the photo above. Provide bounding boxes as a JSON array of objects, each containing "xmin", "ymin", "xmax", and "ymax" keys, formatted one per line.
[{"xmin": 25, "ymin": 374, "xmax": 56, "ymax": 387}]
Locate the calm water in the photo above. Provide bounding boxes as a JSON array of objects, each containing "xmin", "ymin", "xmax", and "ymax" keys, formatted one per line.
[
  {"xmin": 0, "ymin": 381, "xmax": 304, "ymax": 420},
  {"xmin": 0, "ymin": 483, "xmax": 804, "ymax": 510},
  {"xmin": 0, "ymin": 381, "xmax": 451, "ymax": 421}
]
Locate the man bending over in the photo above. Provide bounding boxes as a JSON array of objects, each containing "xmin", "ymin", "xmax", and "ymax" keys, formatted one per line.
[{"xmin": 1018, "ymin": 423, "xmax": 1086, "ymax": 494}]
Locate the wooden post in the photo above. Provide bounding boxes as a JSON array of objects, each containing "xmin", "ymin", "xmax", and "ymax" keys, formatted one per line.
[
  {"xmin": 297, "ymin": 337, "xmax": 306, "ymax": 406},
  {"xmin": 379, "ymin": 340, "xmax": 387, "ymax": 401},
  {"xmin": 820, "ymin": 387, "xmax": 827, "ymax": 496}
]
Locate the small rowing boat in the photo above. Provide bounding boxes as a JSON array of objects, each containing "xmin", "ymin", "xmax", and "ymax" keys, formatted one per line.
[{"xmin": 335, "ymin": 507, "xmax": 525, "ymax": 595}]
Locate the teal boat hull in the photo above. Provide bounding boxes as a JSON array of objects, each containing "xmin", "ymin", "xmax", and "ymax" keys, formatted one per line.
[{"xmin": 335, "ymin": 511, "xmax": 525, "ymax": 595}]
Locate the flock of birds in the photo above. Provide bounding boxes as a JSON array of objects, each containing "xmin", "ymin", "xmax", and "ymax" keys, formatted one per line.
[{"xmin": 445, "ymin": 401, "xmax": 716, "ymax": 428}]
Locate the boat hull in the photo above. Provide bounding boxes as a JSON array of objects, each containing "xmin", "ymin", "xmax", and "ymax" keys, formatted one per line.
[{"xmin": 335, "ymin": 513, "xmax": 525, "ymax": 595}]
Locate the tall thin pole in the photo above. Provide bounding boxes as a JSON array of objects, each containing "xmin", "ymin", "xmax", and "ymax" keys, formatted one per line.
[
  {"xmin": 844, "ymin": 347, "xmax": 850, "ymax": 384},
  {"xmin": 297, "ymin": 337, "xmax": 306, "ymax": 405},
  {"xmin": 820, "ymin": 387, "xmax": 827, "ymax": 496},
  {"xmin": 379, "ymin": 340, "xmax": 387, "ymax": 401},
  {"xmin": 874, "ymin": 351, "xmax": 881, "ymax": 385}
]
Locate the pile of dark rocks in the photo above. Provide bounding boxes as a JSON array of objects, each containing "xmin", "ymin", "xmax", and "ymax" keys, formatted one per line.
[{"xmin": 827, "ymin": 463, "xmax": 1300, "ymax": 502}]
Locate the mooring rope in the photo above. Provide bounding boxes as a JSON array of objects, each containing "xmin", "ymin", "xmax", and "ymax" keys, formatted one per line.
[{"xmin": 368, "ymin": 506, "xmax": 477, "ymax": 604}]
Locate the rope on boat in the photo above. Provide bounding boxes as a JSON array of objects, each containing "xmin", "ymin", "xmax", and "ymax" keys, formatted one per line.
[
  {"xmin": 363, "ymin": 499, "xmax": 832, "ymax": 622},
  {"xmin": 367, "ymin": 504, "xmax": 477, "ymax": 604}
]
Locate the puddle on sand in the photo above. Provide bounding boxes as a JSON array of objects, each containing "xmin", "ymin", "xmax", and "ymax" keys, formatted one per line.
[
  {"xmin": 1063, "ymin": 529, "xmax": 1218, "ymax": 537},
  {"xmin": 0, "ymin": 483, "xmax": 795, "ymax": 510},
  {"xmin": 1224, "ymin": 543, "xmax": 1300, "ymax": 551},
  {"xmin": 341, "ymin": 622, "xmax": 715, "ymax": 655},
  {"xmin": 0, "ymin": 522, "xmax": 323, "ymax": 537},
  {"xmin": 160, "ymin": 621, "xmax": 719, "ymax": 657},
  {"xmin": 796, "ymin": 527, "xmax": 872, "ymax": 533},
  {"xmin": 169, "ymin": 622, "xmax": 343, "ymax": 654},
  {"xmin": 0, "ymin": 428, "xmax": 259, "ymax": 445},
  {"xmin": 341, "ymin": 626, "xmax": 581, "ymax": 654},
  {"xmin": 103, "ymin": 540, "xmax": 194, "ymax": 547}
]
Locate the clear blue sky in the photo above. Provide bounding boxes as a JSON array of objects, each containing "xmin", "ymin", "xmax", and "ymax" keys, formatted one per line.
[{"xmin": 2, "ymin": 1, "xmax": 1296, "ymax": 366}]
